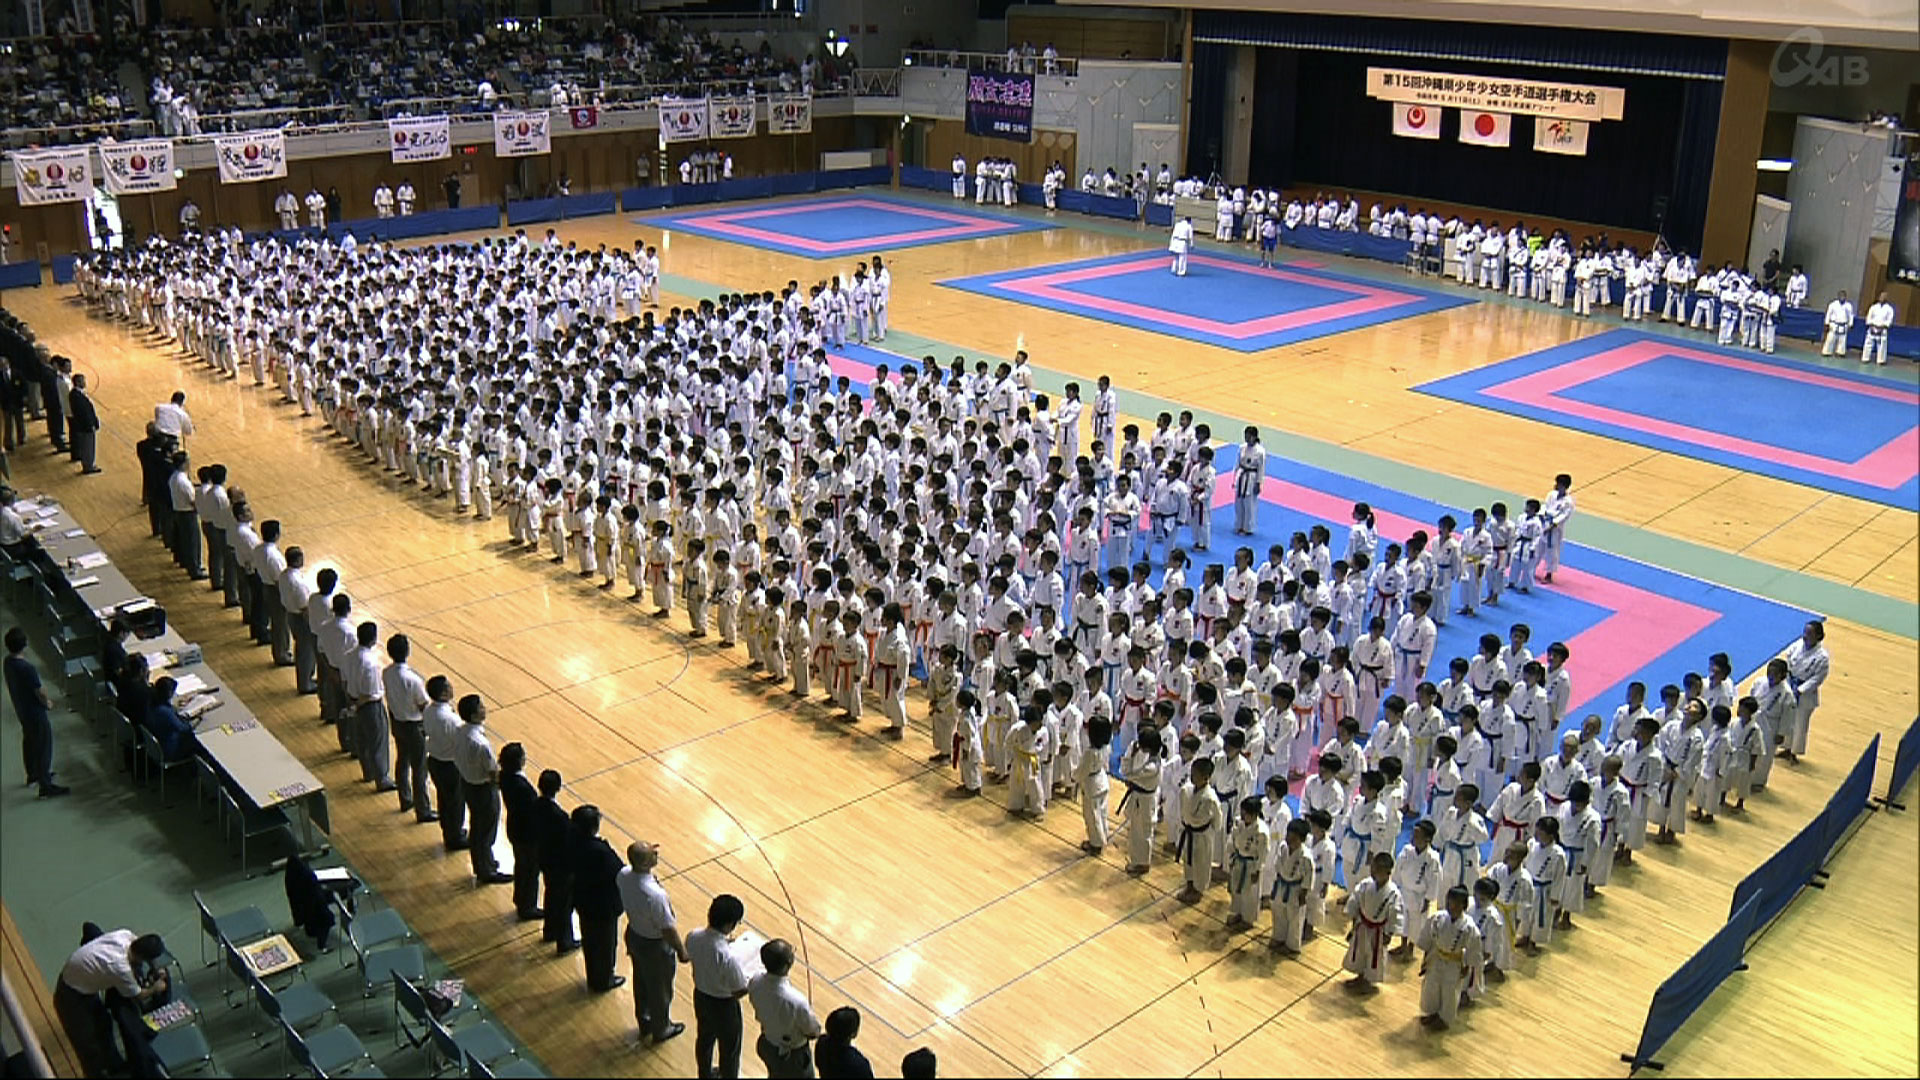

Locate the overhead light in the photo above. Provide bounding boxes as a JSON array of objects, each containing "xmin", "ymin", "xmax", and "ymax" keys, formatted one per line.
[
  {"xmin": 903, "ymin": 55, "xmax": 913, "ymax": 66},
  {"xmin": 1756, "ymin": 159, "xmax": 1792, "ymax": 172}
]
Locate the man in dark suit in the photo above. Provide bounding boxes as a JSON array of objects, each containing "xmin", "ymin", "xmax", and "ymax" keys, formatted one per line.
[
  {"xmin": 536, "ymin": 770, "xmax": 577, "ymax": 952},
  {"xmin": 136, "ymin": 424, "xmax": 175, "ymax": 538},
  {"xmin": 570, "ymin": 804, "xmax": 626, "ymax": 993},
  {"xmin": 499, "ymin": 744, "xmax": 543, "ymax": 922},
  {"xmin": 68, "ymin": 373, "xmax": 102, "ymax": 474}
]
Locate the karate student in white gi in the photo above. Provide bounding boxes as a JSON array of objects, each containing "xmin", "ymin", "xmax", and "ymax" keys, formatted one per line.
[
  {"xmin": 1232, "ymin": 426, "xmax": 1265, "ymax": 535},
  {"xmin": 950, "ymin": 154, "xmax": 967, "ymax": 198},
  {"xmin": 396, "ymin": 179, "xmax": 416, "ymax": 215},
  {"xmin": 373, "ymin": 183, "xmax": 395, "ymax": 219},
  {"xmin": 1821, "ymin": 290, "xmax": 1856, "ymax": 356},
  {"xmin": 1416, "ymin": 885, "xmax": 1481, "ymax": 1029},
  {"xmin": 274, "ymin": 187, "xmax": 299, "ymax": 231},
  {"xmin": 1862, "ymin": 291, "xmax": 1896, "ymax": 365},
  {"xmin": 1169, "ymin": 216, "xmax": 1194, "ymax": 276},
  {"xmin": 1784, "ymin": 265, "xmax": 1808, "ymax": 307},
  {"xmin": 305, "ymin": 188, "xmax": 327, "ymax": 229}
]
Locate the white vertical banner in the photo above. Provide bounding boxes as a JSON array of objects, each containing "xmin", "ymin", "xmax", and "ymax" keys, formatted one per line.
[
  {"xmin": 213, "ymin": 130, "xmax": 288, "ymax": 184},
  {"xmin": 1390, "ymin": 102, "xmax": 1441, "ymax": 140},
  {"xmin": 708, "ymin": 96, "xmax": 756, "ymax": 140},
  {"xmin": 658, "ymin": 98, "xmax": 710, "ymax": 143},
  {"xmin": 388, "ymin": 115, "xmax": 452, "ymax": 163},
  {"xmin": 10, "ymin": 146, "xmax": 94, "ymax": 205},
  {"xmin": 768, "ymin": 92, "xmax": 812, "ymax": 135},
  {"xmin": 1533, "ymin": 116, "xmax": 1591, "ymax": 156},
  {"xmin": 97, "ymin": 139, "xmax": 177, "ymax": 194},
  {"xmin": 492, "ymin": 110, "xmax": 552, "ymax": 157}
]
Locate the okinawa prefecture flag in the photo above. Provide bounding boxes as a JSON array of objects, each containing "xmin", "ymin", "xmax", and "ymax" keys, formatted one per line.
[
  {"xmin": 1534, "ymin": 116, "xmax": 1591, "ymax": 156},
  {"xmin": 213, "ymin": 130, "xmax": 287, "ymax": 183},
  {"xmin": 11, "ymin": 146, "xmax": 93, "ymax": 205},
  {"xmin": 1390, "ymin": 102, "xmax": 1441, "ymax": 139},
  {"xmin": 1458, "ymin": 110, "xmax": 1512, "ymax": 147},
  {"xmin": 658, "ymin": 98, "xmax": 709, "ymax": 143},
  {"xmin": 387, "ymin": 115, "xmax": 451, "ymax": 163},
  {"xmin": 493, "ymin": 109, "xmax": 551, "ymax": 157},
  {"xmin": 709, "ymin": 96, "xmax": 756, "ymax": 139},
  {"xmin": 98, "ymin": 139, "xmax": 176, "ymax": 194}
]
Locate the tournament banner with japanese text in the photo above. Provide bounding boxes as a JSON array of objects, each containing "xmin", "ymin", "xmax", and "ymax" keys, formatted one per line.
[
  {"xmin": 1368, "ymin": 67, "xmax": 1624, "ymax": 122},
  {"xmin": 768, "ymin": 92, "xmax": 812, "ymax": 135},
  {"xmin": 97, "ymin": 139, "xmax": 175, "ymax": 195},
  {"xmin": 709, "ymin": 96, "xmax": 756, "ymax": 140},
  {"xmin": 966, "ymin": 71, "xmax": 1034, "ymax": 142},
  {"xmin": 10, "ymin": 146, "xmax": 93, "ymax": 205},
  {"xmin": 493, "ymin": 110, "xmax": 551, "ymax": 157},
  {"xmin": 658, "ymin": 98, "xmax": 709, "ymax": 143},
  {"xmin": 213, "ymin": 130, "xmax": 287, "ymax": 184},
  {"xmin": 1533, "ymin": 116, "xmax": 1591, "ymax": 156},
  {"xmin": 387, "ymin": 115, "xmax": 451, "ymax": 163}
]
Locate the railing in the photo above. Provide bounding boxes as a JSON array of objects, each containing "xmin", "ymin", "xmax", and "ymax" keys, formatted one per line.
[
  {"xmin": 852, "ymin": 68, "xmax": 902, "ymax": 97},
  {"xmin": 2, "ymin": 119, "xmax": 157, "ymax": 150},
  {"xmin": 0, "ymin": 971, "xmax": 53, "ymax": 1079},
  {"xmin": 167, "ymin": 104, "xmax": 358, "ymax": 135},
  {"xmin": 902, "ymin": 48, "xmax": 1078, "ymax": 77}
]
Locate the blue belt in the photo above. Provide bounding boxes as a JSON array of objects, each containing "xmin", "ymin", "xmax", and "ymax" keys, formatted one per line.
[{"xmin": 1272, "ymin": 875, "xmax": 1306, "ymax": 903}]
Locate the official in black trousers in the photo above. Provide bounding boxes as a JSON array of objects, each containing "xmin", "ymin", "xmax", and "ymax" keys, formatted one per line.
[
  {"xmin": 570, "ymin": 805, "xmax": 626, "ymax": 993},
  {"xmin": 67, "ymin": 374, "xmax": 101, "ymax": 473},
  {"xmin": 500, "ymin": 747, "xmax": 543, "ymax": 921},
  {"xmin": 537, "ymin": 777, "xmax": 577, "ymax": 951}
]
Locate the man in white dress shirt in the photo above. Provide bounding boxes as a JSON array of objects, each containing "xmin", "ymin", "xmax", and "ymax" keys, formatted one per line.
[
  {"xmin": 749, "ymin": 938, "xmax": 821, "ymax": 1078},
  {"xmin": 688, "ymin": 894, "xmax": 750, "ymax": 1079},
  {"xmin": 382, "ymin": 633, "xmax": 433, "ymax": 821},
  {"xmin": 153, "ymin": 390, "xmax": 194, "ymax": 439},
  {"xmin": 345, "ymin": 620, "xmax": 395, "ymax": 790},
  {"xmin": 620, "ymin": 838, "xmax": 688, "ymax": 1046}
]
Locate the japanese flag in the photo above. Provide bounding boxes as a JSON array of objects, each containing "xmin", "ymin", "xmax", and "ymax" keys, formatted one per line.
[
  {"xmin": 1458, "ymin": 110, "xmax": 1512, "ymax": 147},
  {"xmin": 1391, "ymin": 103, "xmax": 1441, "ymax": 140}
]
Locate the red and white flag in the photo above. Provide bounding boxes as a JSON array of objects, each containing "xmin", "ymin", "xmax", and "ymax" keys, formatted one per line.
[
  {"xmin": 570, "ymin": 106, "xmax": 599, "ymax": 129},
  {"xmin": 1458, "ymin": 110, "xmax": 1512, "ymax": 147},
  {"xmin": 1391, "ymin": 102, "xmax": 1441, "ymax": 140}
]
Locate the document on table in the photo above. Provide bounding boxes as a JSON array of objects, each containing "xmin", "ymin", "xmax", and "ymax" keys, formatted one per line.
[
  {"xmin": 74, "ymin": 552, "xmax": 111, "ymax": 569},
  {"xmin": 171, "ymin": 673, "xmax": 211, "ymax": 697}
]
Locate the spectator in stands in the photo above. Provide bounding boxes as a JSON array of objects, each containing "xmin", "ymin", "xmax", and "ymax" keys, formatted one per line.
[{"xmin": 6, "ymin": 625, "xmax": 69, "ymax": 798}]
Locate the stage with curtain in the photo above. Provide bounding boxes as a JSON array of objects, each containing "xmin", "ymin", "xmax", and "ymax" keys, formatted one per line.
[{"xmin": 1186, "ymin": 12, "xmax": 1728, "ymax": 251}]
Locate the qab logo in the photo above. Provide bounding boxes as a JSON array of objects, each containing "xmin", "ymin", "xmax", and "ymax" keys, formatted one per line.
[{"xmin": 1772, "ymin": 28, "xmax": 1869, "ymax": 88}]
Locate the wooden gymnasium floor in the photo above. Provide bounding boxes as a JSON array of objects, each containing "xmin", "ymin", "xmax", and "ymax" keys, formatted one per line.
[{"xmin": 4, "ymin": 190, "xmax": 1916, "ymax": 1078}]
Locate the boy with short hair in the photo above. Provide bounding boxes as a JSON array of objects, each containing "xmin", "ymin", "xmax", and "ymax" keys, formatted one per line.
[
  {"xmin": 1269, "ymin": 817, "xmax": 1316, "ymax": 954},
  {"xmin": 1343, "ymin": 851, "xmax": 1405, "ymax": 987},
  {"xmin": 1224, "ymin": 795, "xmax": 1271, "ymax": 931},
  {"xmin": 1391, "ymin": 820, "xmax": 1442, "ymax": 958},
  {"xmin": 1175, "ymin": 757, "xmax": 1224, "ymax": 903},
  {"xmin": 1416, "ymin": 885, "xmax": 1482, "ymax": 1029}
]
